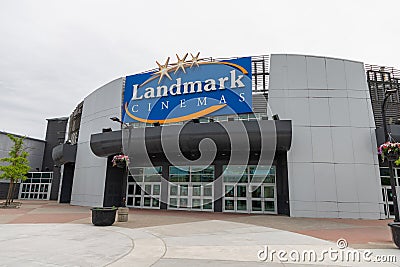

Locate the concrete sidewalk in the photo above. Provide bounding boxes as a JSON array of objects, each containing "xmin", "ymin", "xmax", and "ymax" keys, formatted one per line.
[
  {"xmin": 0, "ymin": 201, "xmax": 399, "ymax": 266},
  {"xmin": 1, "ymin": 221, "xmax": 400, "ymax": 266}
]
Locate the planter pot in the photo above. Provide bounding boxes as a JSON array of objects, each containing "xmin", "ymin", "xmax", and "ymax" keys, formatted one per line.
[
  {"xmin": 91, "ymin": 207, "xmax": 117, "ymax": 226},
  {"xmin": 388, "ymin": 222, "xmax": 400, "ymax": 248},
  {"xmin": 117, "ymin": 207, "xmax": 129, "ymax": 222}
]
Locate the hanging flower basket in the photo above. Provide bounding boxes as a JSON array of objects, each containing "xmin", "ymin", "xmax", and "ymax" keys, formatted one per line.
[
  {"xmin": 112, "ymin": 154, "xmax": 129, "ymax": 168},
  {"xmin": 378, "ymin": 142, "xmax": 400, "ymax": 163}
]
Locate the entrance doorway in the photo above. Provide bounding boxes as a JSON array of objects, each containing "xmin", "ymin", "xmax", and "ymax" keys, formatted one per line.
[
  {"xmin": 223, "ymin": 165, "xmax": 277, "ymax": 214},
  {"xmin": 126, "ymin": 167, "xmax": 162, "ymax": 209},
  {"xmin": 19, "ymin": 172, "xmax": 53, "ymax": 200}
]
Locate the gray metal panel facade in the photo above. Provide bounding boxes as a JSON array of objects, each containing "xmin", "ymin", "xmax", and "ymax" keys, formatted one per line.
[
  {"xmin": 70, "ymin": 78, "xmax": 123, "ymax": 207},
  {"xmin": 268, "ymin": 54, "xmax": 383, "ymax": 219}
]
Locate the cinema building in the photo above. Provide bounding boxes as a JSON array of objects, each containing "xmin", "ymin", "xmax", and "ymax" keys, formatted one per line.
[{"xmin": 51, "ymin": 54, "xmax": 400, "ymax": 219}]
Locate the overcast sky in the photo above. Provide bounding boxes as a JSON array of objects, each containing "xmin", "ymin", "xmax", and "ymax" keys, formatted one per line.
[{"xmin": 0, "ymin": 0, "xmax": 399, "ymax": 139}]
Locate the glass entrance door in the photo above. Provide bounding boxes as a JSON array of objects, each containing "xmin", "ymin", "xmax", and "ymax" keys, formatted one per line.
[
  {"xmin": 223, "ymin": 165, "xmax": 277, "ymax": 214},
  {"xmin": 168, "ymin": 165, "xmax": 214, "ymax": 211},
  {"xmin": 126, "ymin": 167, "xmax": 161, "ymax": 209}
]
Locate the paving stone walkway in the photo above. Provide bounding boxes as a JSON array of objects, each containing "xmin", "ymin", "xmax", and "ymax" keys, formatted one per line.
[{"xmin": 1, "ymin": 201, "xmax": 399, "ymax": 266}]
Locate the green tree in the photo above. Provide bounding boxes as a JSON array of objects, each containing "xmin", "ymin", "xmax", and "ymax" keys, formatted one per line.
[{"xmin": 0, "ymin": 134, "xmax": 30, "ymax": 206}]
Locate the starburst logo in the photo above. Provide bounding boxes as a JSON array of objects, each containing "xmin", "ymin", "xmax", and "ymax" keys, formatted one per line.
[{"xmin": 153, "ymin": 52, "xmax": 202, "ymax": 84}]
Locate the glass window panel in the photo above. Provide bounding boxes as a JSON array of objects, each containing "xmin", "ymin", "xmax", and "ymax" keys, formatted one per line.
[
  {"xmin": 180, "ymin": 185, "xmax": 188, "ymax": 196},
  {"xmin": 204, "ymin": 186, "xmax": 213, "ymax": 197},
  {"xmin": 135, "ymin": 186, "xmax": 142, "ymax": 195},
  {"xmin": 239, "ymin": 114, "xmax": 248, "ymax": 120},
  {"xmin": 169, "ymin": 198, "xmax": 177, "ymax": 207},
  {"xmin": 381, "ymin": 177, "xmax": 391, "ymax": 186},
  {"xmin": 152, "ymin": 198, "xmax": 159, "ymax": 207},
  {"xmin": 223, "ymin": 176, "xmax": 240, "ymax": 183},
  {"xmin": 248, "ymin": 113, "xmax": 257, "ymax": 120},
  {"xmin": 223, "ymin": 165, "xmax": 247, "ymax": 176},
  {"xmin": 269, "ymin": 166, "xmax": 276, "ymax": 175},
  {"xmin": 128, "ymin": 185, "xmax": 134, "ymax": 195},
  {"xmin": 249, "ymin": 165, "xmax": 274, "ymax": 176},
  {"xmin": 144, "ymin": 174, "xmax": 161, "ymax": 182},
  {"xmin": 170, "ymin": 185, "xmax": 178, "ymax": 196},
  {"xmin": 144, "ymin": 166, "xmax": 162, "ymax": 175},
  {"xmin": 216, "ymin": 116, "xmax": 228, "ymax": 122},
  {"xmin": 199, "ymin": 117, "xmax": 209, "ymax": 123},
  {"xmin": 250, "ymin": 176, "xmax": 264, "ymax": 184},
  {"xmin": 153, "ymin": 184, "xmax": 160, "ymax": 195},
  {"xmin": 263, "ymin": 175, "xmax": 275, "ymax": 184},
  {"xmin": 144, "ymin": 185, "xmax": 151, "ymax": 195},
  {"xmin": 237, "ymin": 185, "xmax": 247, "ymax": 198},
  {"xmin": 143, "ymin": 197, "xmax": 151, "ymax": 207},
  {"xmin": 239, "ymin": 175, "xmax": 248, "ymax": 183},
  {"xmin": 41, "ymin": 178, "xmax": 51, "ymax": 183},
  {"xmin": 128, "ymin": 176, "xmax": 134, "ymax": 182},
  {"xmin": 33, "ymin": 173, "xmax": 41, "ymax": 178},
  {"xmin": 130, "ymin": 168, "xmax": 144, "ymax": 176},
  {"xmin": 192, "ymin": 199, "xmax": 201, "ymax": 209},
  {"xmin": 134, "ymin": 197, "xmax": 141, "ymax": 206},
  {"xmin": 26, "ymin": 173, "xmax": 32, "ymax": 178},
  {"xmin": 170, "ymin": 175, "xmax": 190, "ymax": 182},
  {"xmin": 170, "ymin": 166, "xmax": 189, "ymax": 175},
  {"xmin": 33, "ymin": 179, "xmax": 40, "ymax": 183},
  {"xmin": 132, "ymin": 175, "xmax": 143, "ymax": 183},
  {"xmin": 251, "ymin": 186, "xmax": 261, "ymax": 198},
  {"xmin": 252, "ymin": 200, "xmax": 262, "ymax": 211},
  {"xmin": 192, "ymin": 185, "xmax": 201, "ymax": 196},
  {"xmin": 42, "ymin": 173, "xmax": 51, "ymax": 178},
  {"xmin": 203, "ymin": 200, "xmax": 212, "ymax": 210},
  {"xmin": 180, "ymin": 198, "xmax": 188, "ymax": 208},
  {"xmin": 388, "ymin": 189, "xmax": 393, "ymax": 201},
  {"xmin": 225, "ymin": 185, "xmax": 234, "ymax": 197},
  {"xmin": 191, "ymin": 174, "xmax": 201, "ymax": 182},
  {"xmin": 127, "ymin": 197, "xmax": 133, "ymax": 206},
  {"xmin": 264, "ymin": 186, "xmax": 274, "ymax": 198},
  {"xmin": 192, "ymin": 165, "xmax": 214, "ymax": 175},
  {"xmin": 265, "ymin": 201, "xmax": 275, "ymax": 212},
  {"xmin": 169, "ymin": 175, "xmax": 180, "ymax": 183},
  {"xmin": 380, "ymin": 168, "xmax": 390, "ymax": 177},
  {"xmin": 201, "ymin": 176, "xmax": 214, "ymax": 183},
  {"xmin": 180, "ymin": 175, "xmax": 190, "ymax": 182},
  {"xmin": 237, "ymin": 200, "xmax": 247, "ymax": 211},
  {"xmin": 225, "ymin": 200, "xmax": 234, "ymax": 210}
]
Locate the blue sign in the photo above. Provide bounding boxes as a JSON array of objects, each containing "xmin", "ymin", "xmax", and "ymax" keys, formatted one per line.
[{"xmin": 122, "ymin": 56, "xmax": 252, "ymax": 124}]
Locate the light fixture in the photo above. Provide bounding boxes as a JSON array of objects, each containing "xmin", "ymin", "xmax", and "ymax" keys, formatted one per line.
[{"xmin": 110, "ymin": 117, "xmax": 122, "ymax": 123}]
